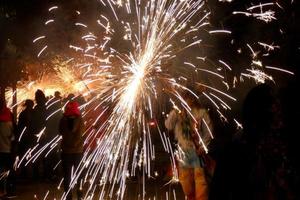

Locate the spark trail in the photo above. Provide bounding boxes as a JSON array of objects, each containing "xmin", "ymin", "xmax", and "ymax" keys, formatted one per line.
[{"xmin": 7, "ymin": 0, "xmax": 295, "ymax": 199}]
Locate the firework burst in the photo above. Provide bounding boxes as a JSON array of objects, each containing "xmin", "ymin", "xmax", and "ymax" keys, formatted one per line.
[{"xmin": 7, "ymin": 0, "xmax": 295, "ymax": 199}]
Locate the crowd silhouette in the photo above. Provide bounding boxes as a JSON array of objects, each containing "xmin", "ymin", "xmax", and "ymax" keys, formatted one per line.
[{"xmin": 0, "ymin": 83, "xmax": 299, "ymax": 199}]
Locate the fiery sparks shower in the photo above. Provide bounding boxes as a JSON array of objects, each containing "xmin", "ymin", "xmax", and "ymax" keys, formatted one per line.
[
  {"xmin": 69, "ymin": 0, "xmax": 215, "ymax": 199},
  {"xmin": 6, "ymin": 0, "xmax": 295, "ymax": 199}
]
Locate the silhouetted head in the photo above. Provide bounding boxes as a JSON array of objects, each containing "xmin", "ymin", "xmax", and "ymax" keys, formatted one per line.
[
  {"xmin": 66, "ymin": 93, "xmax": 75, "ymax": 101},
  {"xmin": 24, "ymin": 99, "xmax": 34, "ymax": 109},
  {"xmin": 35, "ymin": 89, "xmax": 46, "ymax": 105},
  {"xmin": 54, "ymin": 91, "xmax": 61, "ymax": 99}
]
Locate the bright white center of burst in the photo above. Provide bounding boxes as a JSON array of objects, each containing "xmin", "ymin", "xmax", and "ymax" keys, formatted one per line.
[
  {"xmin": 119, "ymin": 43, "xmax": 155, "ymax": 116},
  {"xmin": 120, "ymin": 61, "xmax": 148, "ymax": 114}
]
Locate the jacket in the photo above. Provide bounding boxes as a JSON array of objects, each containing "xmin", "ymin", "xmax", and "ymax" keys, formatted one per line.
[
  {"xmin": 165, "ymin": 107, "xmax": 213, "ymax": 152},
  {"xmin": 59, "ymin": 115, "xmax": 84, "ymax": 154}
]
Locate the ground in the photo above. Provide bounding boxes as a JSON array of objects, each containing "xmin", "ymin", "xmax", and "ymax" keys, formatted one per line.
[{"xmin": 7, "ymin": 178, "xmax": 184, "ymax": 200}]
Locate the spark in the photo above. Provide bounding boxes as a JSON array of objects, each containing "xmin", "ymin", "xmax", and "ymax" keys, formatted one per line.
[
  {"xmin": 184, "ymin": 62, "xmax": 224, "ymax": 79},
  {"xmin": 258, "ymin": 42, "xmax": 280, "ymax": 51},
  {"xmin": 233, "ymin": 118, "xmax": 243, "ymax": 130},
  {"xmin": 37, "ymin": 45, "xmax": 48, "ymax": 57},
  {"xmin": 203, "ymin": 92, "xmax": 220, "ymax": 109},
  {"xmin": 196, "ymin": 82, "xmax": 237, "ymax": 101},
  {"xmin": 209, "ymin": 92, "xmax": 231, "ymax": 110},
  {"xmin": 247, "ymin": 43, "xmax": 258, "ymax": 58},
  {"xmin": 43, "ymin": 190, "xmax": 50, "ymax": 200},
  {"xmin": 241, "ymin": 69, "xmax": 274, "ymax": 83},
  {"xmin": 18, "ymin": 127, "xmax": 27, "ymax": 142},
  {"xmin": 75, "ymin": 23, "xmax": 88, "ymax": 28},
  {"xmin": 247, "ymin": 3, "xmax": 274, "ymax": 10},
  {"xmin": 218, "ymin": 60, "xmax": 232, "ymax": 71},
  {"xmin": 209, "ymin": 30, "xmax": 232, "ymax": 34},
  {"xmin": 265, "ymin": 66, "xmax": 294, "ymax": 75},
  {"xmin": 49, "ymin": 6, "xmax": 58, "ymax": 11},
  {"xmin": 10, "ymin": 0, "xmax": 295, "ymax": 199},
  {"xmin": 45, "ymin": 19, "xmax": 54, "ymax": 25},
  {"xmin": 233, "ymin": 2, "xmax": 277, "ymax": 23},
  {"xmin": 33, "ymin": 36, "xmax": 46, "ymax": 43}
]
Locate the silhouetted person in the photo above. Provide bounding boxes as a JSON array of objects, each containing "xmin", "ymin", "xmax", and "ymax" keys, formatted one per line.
[
  {"xmin": 31, "ymin": 89, "xmax": 47, "ymax": 180},
  {"xmin": 59, "ymin": 101, "xmax": 84, "ymax": 200},
  {"xmin": 46, "ymin": 91, "xmax": 63, "ymax": 139},
  {"xmin": 44, "ymin": 91, "xmax": 63, "ymax": 181},
  {"xmin": 278, "ymin": 83, "xmax": 300, "ymax": 199},
  {"xmin": 0, "ymin": 98, "xmax": 16, "ymax": 198},
  {"xmin": 17, "ymin": 99, "xmax": 34, "ymax": 177},
  {"xmin": 209, "ymin": 84, "xmax": 295, "ymax": 200}
]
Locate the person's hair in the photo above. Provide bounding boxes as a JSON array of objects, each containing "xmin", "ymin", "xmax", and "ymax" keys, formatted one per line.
[
  {"xmin": 24, "ymin": 99, "xmax": 34, "ymax": 108},
  {"xmin": 67, "ymin": 93, "xmax": 75, "ymax": 101},
  {"xmin": 35, "ymin": 89, "xmax": 46, "ymax": 105},
  {"xmin": 54, "ymin": 91, "xmax": 61, "ymax": 98}
]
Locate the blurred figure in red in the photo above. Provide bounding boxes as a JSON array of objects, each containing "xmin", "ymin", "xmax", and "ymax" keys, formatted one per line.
[
  {"xmin": 59, "ymin": 101, "xmax": 84, "ymax": 200},
  {"xmin": 0, "ymin": 98, "xmax": 16, "ymax": 198}
]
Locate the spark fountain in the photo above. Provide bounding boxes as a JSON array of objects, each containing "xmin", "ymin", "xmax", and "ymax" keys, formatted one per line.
[{"xmin": 5, "ymin": 0, "xmax": 295, "ymax": 199}]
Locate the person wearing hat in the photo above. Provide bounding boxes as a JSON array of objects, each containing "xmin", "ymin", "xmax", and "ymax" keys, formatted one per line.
[{"xmin": 59, "ymin": 101, "xmax": 85, "ymax": 200}]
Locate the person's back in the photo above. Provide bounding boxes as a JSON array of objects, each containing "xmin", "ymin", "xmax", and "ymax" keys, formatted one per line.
[
  {"xmin": 31, "ymin": 104, "xmax": 47, "ymax": 134},
  {"xmin": 46, "ymin": 92, "xmax": 63, "ymax": 139},
  {"xmin": 59, "ymin": 114, "xmax": 84, "ymax": 154},
  {"xmin": 43, "ymin": 93, "xmax": 63, "ymax": 181},
  {"xmin": 210, "ymin": 84, "xmax": 295, "ymax": 200},
  {"xmin": 59, "ymin": 101, "xmax": 84, "ymax": 200},
  {"xmin": 31, "ymin": 90, "xmax": 47, "ymax": 137},
  {"xmin": 17, "ymin": 100, "xmax": 34, "ymax": 138}
]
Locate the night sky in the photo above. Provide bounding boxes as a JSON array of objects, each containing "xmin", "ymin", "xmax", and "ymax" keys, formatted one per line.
[{"xmin": 0, "ymin": 0, "xmax": 299, "ymax": 199}]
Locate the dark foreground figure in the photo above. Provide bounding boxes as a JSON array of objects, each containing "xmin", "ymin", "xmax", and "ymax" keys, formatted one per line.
[{"xmin": 209, "ymin": 84, "xmax": 299, "ymax": 200}]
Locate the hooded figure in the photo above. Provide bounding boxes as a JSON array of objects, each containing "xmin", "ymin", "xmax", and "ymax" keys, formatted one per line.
[
  {"xmin": 59, "ymin": 101, "xmax": 84, "ymax": 200},
  {"xmin": 59, "ymin": 101, "xmax": 84, "ymax": 153}
]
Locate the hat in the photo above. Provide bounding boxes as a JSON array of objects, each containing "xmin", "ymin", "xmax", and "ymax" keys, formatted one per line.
[{"xmin": 64, "ymin": 101, "xmax": 81, "ymax": 117}]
